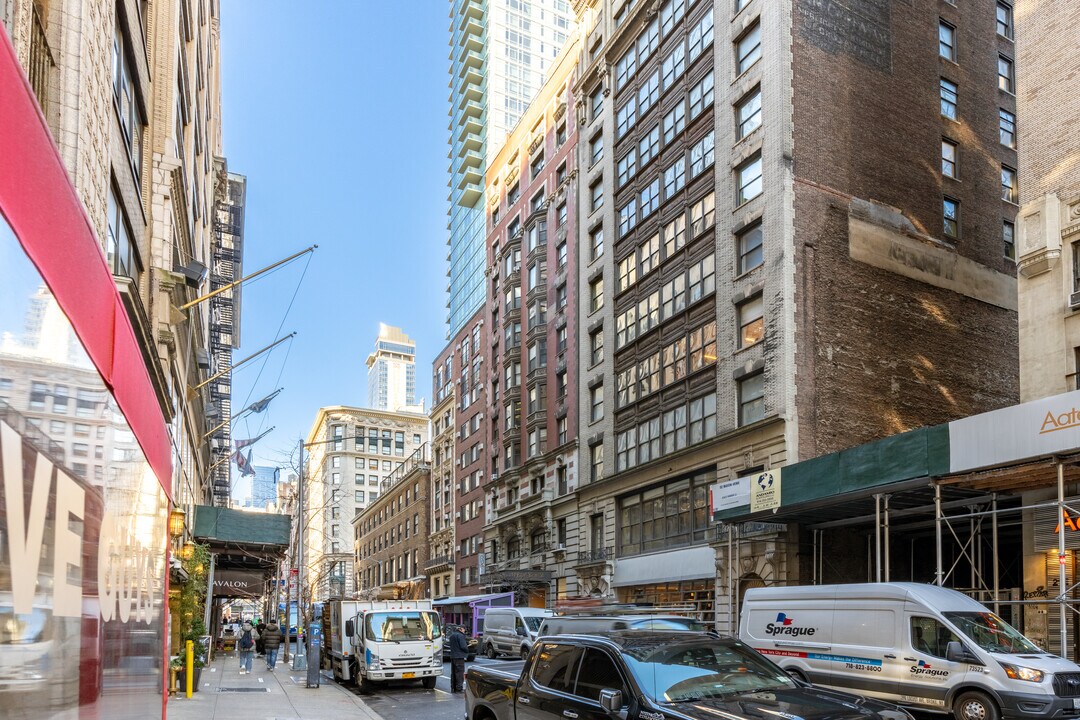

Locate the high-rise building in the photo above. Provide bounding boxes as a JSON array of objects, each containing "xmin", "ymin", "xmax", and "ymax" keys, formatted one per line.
[
  {"xmin": 1015, "ymin": 0, "xmax": 1080, "ymax": 401},
  {"xmin": 304, "ymin": 406, "xmax": 428, "ymax": 601},
  {"xmin": 571, "ymin": 0, "xmax": 1018, "ymax": 622},
  {"xmin": 446, "ymin": 0, "xmax": 577, "ymax": 337},
  {"xmin": 232, "ymin": 464, "xmax": 279, "ymax": 510},
  {"xmin": 481, "ymin": 36, "xmax": 582, "ymax": 605},
  {"xmin": 366, "ymin": 323, "xmax": 420, "ymax": 412}
]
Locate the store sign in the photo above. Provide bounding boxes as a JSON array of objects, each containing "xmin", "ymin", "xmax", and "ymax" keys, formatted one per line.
[
  {"xmin": 214, "ymin": 570, "xmax": 265, "ymax": 598},
  {"xmin": 750, "ymin": 469, "xmax": 782, "ymax": 513},
  {"xmin": 949, "ymin": 390, "xmax": 1080, "ymax": 473},
  {"xmin": 711, "ymin": 477, "xmax": 750, "ymax": 512},
  {"xmin": 1033, "ymin": 498, "xmax": 1080, "ymax": 551}
]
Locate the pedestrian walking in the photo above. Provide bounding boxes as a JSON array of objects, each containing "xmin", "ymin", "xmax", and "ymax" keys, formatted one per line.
[
  {"xmin": 238, "ymin": 620, "xmax": 258, "ymax": 674},
  {"xmin": 255, "ymin": 618, "xmax": 267, "ymax": 656},
  {"xmin": 262, "ymin": 620, "xmax": 283, "ymax": 670},
  {"xmin": 448, "ymin": 625, "xmax": 469, "ymax": 693}
]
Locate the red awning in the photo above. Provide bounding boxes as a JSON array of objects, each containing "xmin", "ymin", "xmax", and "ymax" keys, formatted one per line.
[{"xmin": 0, "ymin": 31, "xmax": 172, "ymax": 498}]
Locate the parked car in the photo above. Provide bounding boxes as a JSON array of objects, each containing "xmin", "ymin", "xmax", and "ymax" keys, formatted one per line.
[
  {"xmin": 539, "ymin": 614, "xmax": 706, "ymax": 637},
  {"xmin": 740, "ymin": 582, "xmax": 1080, "ymax": 720},
  {"xmin": 481, "ymin": 607, "xmax": 552, "ymax": 659},
  {"xmin": 465, "ymin": 631, "xmax": 914, "ymax": 720}
]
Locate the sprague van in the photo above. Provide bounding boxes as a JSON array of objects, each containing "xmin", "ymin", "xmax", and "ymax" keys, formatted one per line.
[{"xmin": 739, "ymin": 582, "xmax": 1080, "ymax": 720}]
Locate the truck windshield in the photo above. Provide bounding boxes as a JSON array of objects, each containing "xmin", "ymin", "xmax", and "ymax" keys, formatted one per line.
[
  {"xmin": 365, "ymin": 612, "xmax": 442, "ymax": 642},
  {"xmin": 623, "ymin": 639, "xmax": 794, "ymax": 703},
  {"xmin": 943, "ymin": 612, "xmax": 1041, "ymax": 654}
]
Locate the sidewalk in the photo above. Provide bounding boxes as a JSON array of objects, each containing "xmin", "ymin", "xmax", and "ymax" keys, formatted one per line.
[{"xmin": 167, "ymin": 645, "xmax": 383, "ymax": 720}]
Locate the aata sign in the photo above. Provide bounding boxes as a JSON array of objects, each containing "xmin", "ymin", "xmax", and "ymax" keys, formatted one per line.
[{"xmin": 1040, "ymin": 407, "xmax": 1080, "ymax": 435}]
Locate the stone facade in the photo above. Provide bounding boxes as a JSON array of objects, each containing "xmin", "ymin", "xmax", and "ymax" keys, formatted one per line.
[
  {"xmin": 426, "ymin": 389, "xmax": 457, "ymax": 598},
  {"xmin": 1015, "ymin": 0, "xmax": 1080, "ymax": 401}
]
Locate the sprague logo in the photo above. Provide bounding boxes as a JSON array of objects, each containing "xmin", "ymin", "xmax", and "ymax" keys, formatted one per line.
[
  {"xmin": 765, "ymin": 612, "xmax": 816, "ymax": 638},
  {"xmin": 910, "ymin": 660, "xmax": 950, "ymax": 678}
]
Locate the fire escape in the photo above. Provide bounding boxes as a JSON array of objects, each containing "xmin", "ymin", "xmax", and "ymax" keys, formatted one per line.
[{"xmin": 208, "ymin": 170, "xmax": 245, "ymax": 506}]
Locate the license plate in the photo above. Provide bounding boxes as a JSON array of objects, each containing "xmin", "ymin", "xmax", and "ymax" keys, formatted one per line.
[
  {"xmin": 1073, "ymin": 699, "xmax": 1080, "ymax": 710},
  {"xmin": 402, "ymin": 672, "xmax": 415, "ymax": 679}
]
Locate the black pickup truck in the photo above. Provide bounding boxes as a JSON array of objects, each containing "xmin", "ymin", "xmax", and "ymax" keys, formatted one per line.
[{"xmin": 466, "ymin": 631, "xmax": 914, "ymax": 720}]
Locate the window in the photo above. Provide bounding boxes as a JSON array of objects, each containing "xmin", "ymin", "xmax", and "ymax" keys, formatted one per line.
[
  {"xmin": 618, "ymin": 470, "xmax": 713, "ymax": 554},
  {"xmin": 591, "ymin": 226, "xmax": 604, "ymax": 260},
  {"xmin": 557, "ymin": 241, "xmax": 567, "ymax": 268},
  {"xmin": 639, "ymin": 125, "xmax": 660, "ymax": 166},
  {"xmin": 688, "ymin": 71, "xmax": 714, "ymax": 120},
  {"xmin": 940, "ymin": 79, "xmax": 958, "ymax": 120},
  {"xmin": 639, "ymin": 234, "xmax": 660, "ymax": 277},
  {"xmin": 590, "ymin": 385, "xmax": 604, "ymax": 422},
  {"xmin": 638, "ymin": 17, "xmax": 660, "ymax": 62},
  {"xmin": 590, "ymin": 133, "xmax": 603, "ymax": 165},
  {"xmin": 590, "ymin": 277, "xmax": 604, "ymax": 312},
  {"xmin": 737, "ymin": 222, "xmax": 764, "ymax": 274},
  {"xmin": 618, "ymin": 254, "xmax": 637, "ymax": 292},
  {"xmin": 106, "ymin": 186, "xmax": 138, "ymax": 278},
  {"xmin": 615, "ymin": 46, "xmax": 637, "ymax": 92},
  {"xmin": 1004, "ymin": 221, "xmax": 1015, "ymax": 261},
  {"xmin": 688, "ymin": 11, "xmax": 714, "ymax": 62},
  {"xmin": 640, "ymin": 179, "xmax": 660, "ymax": 218},
  {"xmin": 661, "ymin": 43, "xmax": 686, "ymax": 89},
  {"xmin": 739, "ymin": 372, "xmax": 766, "ymax": 425},
  {"xmin": 690, "ymin": 192, "xmax": 716, "ymax": 237},
  {"xmin": 638, "ymin": 70, "xmax": 660, "ymax": 117},
  {"xmin": 689, "ymin": 131, "xmax": 714, "ymax": 178},
  {"xmin": 591, "ymin": 443, "xmax": 604, "ymax": 480},
  {"xmin": 688, "ymin": 392, "xmax": 717, "ymax": 443},
  {"xmin": 736, "ymin": 86, "xmax": 762, "ymax": 139},
  {"xmin": 911, "ymin": 616, "xmax": 962, "ymax": 659},
  {"xmin": 663, "ymin": 101, "xmax": 686, "ymax": 145},
  {"xmin": 557, "ymin": 202, "xmax": 567, "ymax": 227},
  {"xmin": 591, "ymin": 181, "xmax": 604, "ymax": 212},
  {"xmin": 736, "ymin": 153, "xmax": 763, "ymax": 205},
  {"xmin": 531, "ymin": 152, "xmax": 545, "ymax": 179},
  {"xmin": 619, "ymin": 198, "xmax": 638, "ymax": 237},
  {"xmin": 996, "ymin": 2, "xmax": 1013, "ymax": 39},
  {"xmin": 663, "ymin": 215, "xmax": 686, "ymax": 256},
  {"xmin": 1002, "ymin": 166, "xmax": 1018, "ymax": 203},
  {"xmin": 943, "ymin": 197, "xmax": 960, "ymax": 239},
  {"xmin": 557, "ymin": 284, "xmax": 568, "ymax": 310},
  {"xmin": 576, "ymin": 649, "xmax": 627, "ymax": 702},
  {"xmin": 938, "ymin": 21, "xmax": 956, "ymax": 61},
  {"xmin": 738, "ymin": 295, "xmax": 764, "ymax": 348},
  {"xmin": 356, "ymin": 490, "xmax": 366, "ymax": 503},
  {"xmin": 590, "ymin": 328, "xmax": 604, "ymax": 366},
  {"xmin": 112, "ymin": 22, "xmax": 143, "ymax": 183},
  {"xmin": 616, "ymin": 98, "xmax": 637, "ymax": 139},
  {"xmin": 736, "ymin": 23, "xmax": 761, "ymax": 74},
  {"xmin": 941, "ymin": 139, "xmax": 958, "ymax": 178},
  {"xmin": 998, "ymin": 55, "xmax": 1014, "ymax": 93},
  {"xmin": 556, "ymin": 122, "xmax": 567, "ymax": 146},
  {"xmin": 660, "ymin": 0, "xmax": 685, "ymax": 35},
  {"xmin": 531, "ymin": 191, "xmax": 546, "ymax": 214},
  {"xmin": 530, "ymin": 643, "xmax": 582, "ymax": 694},
  {"xmin": 591, "ymin": 87, "xmax": 604, "ymax": 119},
  {"xmin": 688, "ymin": 254, "xmax": 716, "ymax": 304},
  {"xmin": 617, "ymin": 154, "xmax": 641, "ymax": 196},
  {"xmin": 999, "ymin": 109, "xmax": 1016, "ymax": 149},
  {"xmin": 508, "ymin": 183, "xmax": 521, "ymax": 205},
  {"xmin": 557, "ymin": 161, "xmax": 567, "ymax": 185}
]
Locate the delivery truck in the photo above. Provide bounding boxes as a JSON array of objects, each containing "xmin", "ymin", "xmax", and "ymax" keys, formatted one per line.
[
  {"xmin": 740, "ymin": 582, "xmax": 1080, "ymax": 720},
  {"xmin": 324, "ymin": 599, "xmax": 443, "ymax": 693}
]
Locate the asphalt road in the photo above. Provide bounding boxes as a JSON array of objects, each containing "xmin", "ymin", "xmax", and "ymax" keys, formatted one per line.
[{"xmin": 335, "ymin": 656, "xmax": 514, "ymax": 720}]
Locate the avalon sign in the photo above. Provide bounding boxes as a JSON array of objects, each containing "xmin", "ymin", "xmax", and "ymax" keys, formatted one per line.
[
  {"xmin": 949, "ymin": 390, "xmax": 1080, "ymax": 474},
  {"xmin": 213, "ymin": 570, "xmax": 265, "ymax": 597}
]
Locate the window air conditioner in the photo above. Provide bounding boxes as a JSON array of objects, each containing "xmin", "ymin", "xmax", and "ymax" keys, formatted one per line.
[{"xmin": 1070, "ymin": 291, "xmax": 1080, "ymax": 310}]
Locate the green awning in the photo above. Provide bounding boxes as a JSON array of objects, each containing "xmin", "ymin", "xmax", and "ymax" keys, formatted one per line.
[{"xmin": 192, "ymin": 505, "xmax": 291, "ymax": 548}]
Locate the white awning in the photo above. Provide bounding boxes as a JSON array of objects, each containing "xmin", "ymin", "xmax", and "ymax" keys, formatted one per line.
[{"xmin": 612, "ymin": 545, "xmax": 715, "ymax": 587}]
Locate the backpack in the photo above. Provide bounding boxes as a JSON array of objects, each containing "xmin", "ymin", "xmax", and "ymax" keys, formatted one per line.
[{"xmin": 239, "ymin": 629, "xmax": 253, "ymax": 650}]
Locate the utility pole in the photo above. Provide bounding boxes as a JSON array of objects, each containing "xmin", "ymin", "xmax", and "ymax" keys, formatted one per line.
[{"xmin": 292, "ymin": 438, "xmax": 308, "ymax": 670}]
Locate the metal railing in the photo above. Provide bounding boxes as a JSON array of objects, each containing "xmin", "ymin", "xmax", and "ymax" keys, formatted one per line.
[
  {"xmin": 423, "ymin": 554, "xmax": 454, "ymax": 571},
  {"xmin": 29, "ymin": 5, "xmax": 54, "ymax": 115},
  {"xmin": 380, "ymin": 442, "xmax": 431, "ymax": 492},
  {"xmin": 577, "ymin": 546, "xmax": 613, "ymax": 563}
]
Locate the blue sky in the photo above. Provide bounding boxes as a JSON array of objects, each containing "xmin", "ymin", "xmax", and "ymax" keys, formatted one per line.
[{"xmin": 220, "ymin": 2, "xmax": 449, "ymax": 470}]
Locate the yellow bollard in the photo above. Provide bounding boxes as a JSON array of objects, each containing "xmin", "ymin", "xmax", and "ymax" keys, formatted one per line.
[{"xmin": 186, "ymin": 640, "xmax": 194, "ymax": 698}]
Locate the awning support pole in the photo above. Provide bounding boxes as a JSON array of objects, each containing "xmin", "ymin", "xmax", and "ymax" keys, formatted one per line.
[
  {"xmin": 727, "ymin": 525, "xmax": 734, "ymax": 635},
  {"xmin": 203, "ymin": 552, "xmax": 216, "ymax": 639},
  {"xmin": 884, "ymin": 495, "xmax": 891, "ymax": 583},
  {"xmin": 874, "ymin": 494, "xmax": 882, "ymax": 583},
  {"xmin": 935, "ymin": 483, "xmax": 943, "ymax": 586},
  {"xmin": 992, "ymin": 493, "xmax": 1000, "ymax": 616},
  {"xmin": 1059, "ymin": 461, "xmax": 1068, "ymax": 659},
  {"xmin": 812, "ymin": 529, "xmax": 819, "ymax": 585},
  {"xmin": 970, "ymin": 515, "xmax": 976, "ymax": 589}
]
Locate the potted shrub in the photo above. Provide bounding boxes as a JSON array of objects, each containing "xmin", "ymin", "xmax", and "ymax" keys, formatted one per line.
[{"xmin": 172, "ymin": 543, "xmax": 210, "ymax": 692}]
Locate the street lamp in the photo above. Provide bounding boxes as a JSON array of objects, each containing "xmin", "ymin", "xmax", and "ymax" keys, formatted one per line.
[{"xmin": 169, "ymin": 508, "xmax": 186, "ymax": 540}]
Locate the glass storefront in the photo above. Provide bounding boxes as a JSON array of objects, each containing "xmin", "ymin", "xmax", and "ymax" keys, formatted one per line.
[
  {"xmin": 617, "ymin": 579, "xmax": 715, "ymax": 625},
  {"xmin": 0, "ymin": 218, "xmax": 169, "ymax": 718}
]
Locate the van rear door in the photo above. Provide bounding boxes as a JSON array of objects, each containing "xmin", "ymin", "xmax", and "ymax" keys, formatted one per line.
[{"xmin": 902, "ymin": 613, "xmax": 968, "ymax": 711}]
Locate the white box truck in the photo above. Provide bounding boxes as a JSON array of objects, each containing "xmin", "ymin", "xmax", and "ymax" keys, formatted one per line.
[
  {"xmin": 740, "ymin": 582, "xmax": 1080, "ymax": 720},
  {"xmin": 324, "ymin": 600, "xmax": 443, "ymax": 693}
]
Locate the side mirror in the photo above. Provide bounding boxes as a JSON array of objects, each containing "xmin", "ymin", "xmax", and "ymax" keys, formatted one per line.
[
  {"xmin": 785, "ymin": 668, "xmax": 805, "ymax": 683},
  {"xmin": 946, "ymin": 641, "xmax": 982, "ymax": 665},
  {"xmin": 518, "ymin": 627, "xmax": 528, "ymax": 637},
  {"xmin": 345, "ymin": 620, "xmax": 355, "ymax": 638},
  {"xmin": 599, "ymin": 688, "xmax": 623, "ymax": 713}
]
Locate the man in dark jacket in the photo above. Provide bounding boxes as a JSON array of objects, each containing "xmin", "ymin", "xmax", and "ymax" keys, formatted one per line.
[
  {"xmin": 255, "ymin": 619, "xmax": 267, "ymax": 656},
  {"xmin": 262, "ymin": 620, "xmax": 284, "ymax": 671},
  {"xmin": 448, "ymin": 625, "xmax": 469, "ymax": 692}
]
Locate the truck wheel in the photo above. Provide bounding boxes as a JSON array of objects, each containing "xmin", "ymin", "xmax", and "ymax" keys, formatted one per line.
[
  {"xmin": 486, "ymin": 643, "xmax": 498, "ymax": 659},
  {"xmin": 422, "ymin": 676, "xmax": 437, "ymax": 689},
  {"xmin": 357, "ymin": 674, "xmax": 375, "ymax": 695},
  {"xmin": 954, "ymin": 690, "xmax": 999, "ymax": 720}
]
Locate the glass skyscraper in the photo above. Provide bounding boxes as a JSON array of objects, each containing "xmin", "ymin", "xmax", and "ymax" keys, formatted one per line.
[{"xmin": 446, "ymin": 0, "xmax": 575, "ymax": 337}]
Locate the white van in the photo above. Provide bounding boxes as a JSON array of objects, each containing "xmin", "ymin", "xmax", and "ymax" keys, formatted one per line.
[
  {"xmin": 740, "ymin": 582, "xmax": 1080, "ymax": 720},
  {"xmin": 480, "ymin": 607, "xmax": 552, "ymax": 659}
]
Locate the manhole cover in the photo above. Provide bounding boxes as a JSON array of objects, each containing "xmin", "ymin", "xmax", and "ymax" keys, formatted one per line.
[{"xmin": 217, "ymin": 687, "xmax": 269, "ymax": 693}]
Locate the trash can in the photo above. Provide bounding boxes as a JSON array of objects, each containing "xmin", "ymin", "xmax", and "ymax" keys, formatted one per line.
[{"xmin": 305, "ymin": 621, "xmax": 321, "ymax": 688}]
